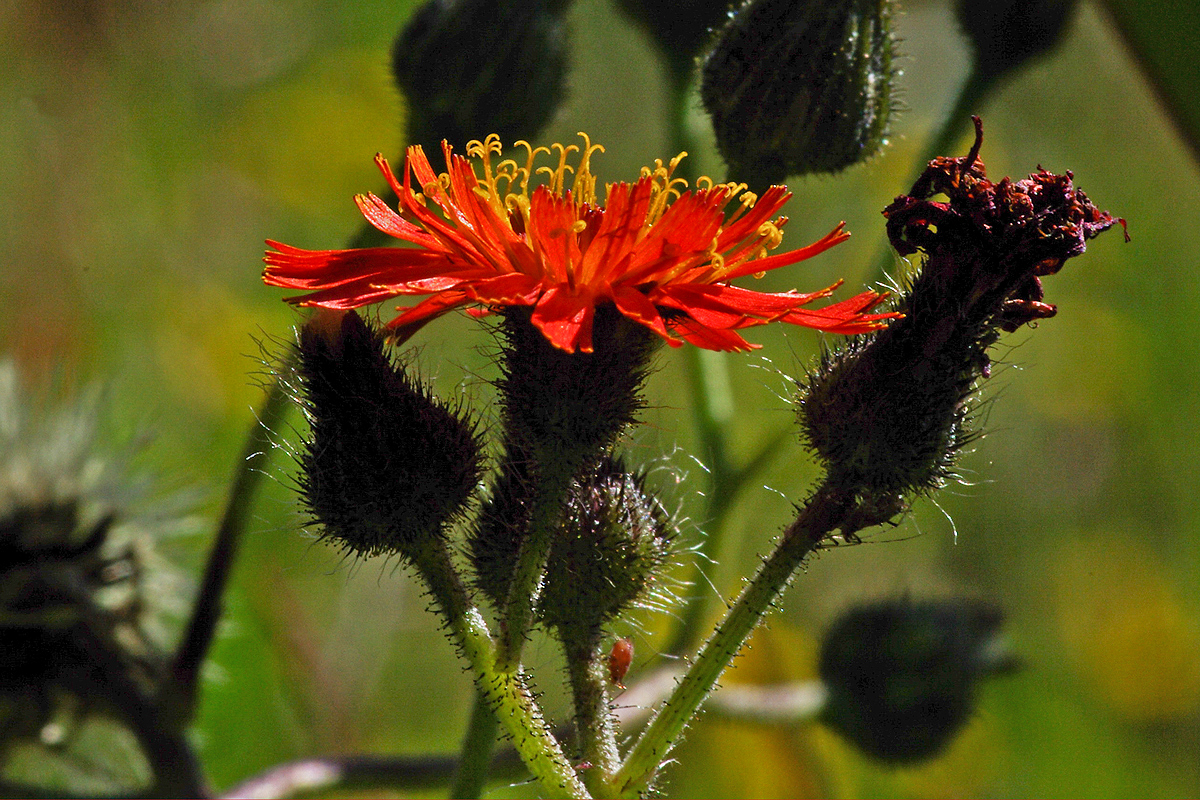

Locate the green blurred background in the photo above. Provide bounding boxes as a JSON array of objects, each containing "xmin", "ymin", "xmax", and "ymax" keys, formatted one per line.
[{"xmin": 2, "ymin": 0, "xmax": 1198, "ymax": 796}]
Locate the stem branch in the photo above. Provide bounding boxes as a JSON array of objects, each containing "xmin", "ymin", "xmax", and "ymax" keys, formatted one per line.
[
  {"xmin": 562, "ymin": 633, "xmax": 621, "ymax": 797},
  {"xmin": 613, "ymin": 485, "xmax": 851, "ymax": 797},
  {"xmin": 166, "ymin": 374, "xmax": 291, "ymax": 723},
  {"xmin": 498, "ymin": 463, "xmax": 574, "ymax": 671},
  {"xmin": 449, "ymin": 691, "xmax": 500, "ymax": 799},
  {"xmin": 414, "ymin": 542, "xmax": 589, "ymax": 799}
]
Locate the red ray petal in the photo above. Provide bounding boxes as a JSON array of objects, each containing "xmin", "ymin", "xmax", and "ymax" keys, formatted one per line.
[
  {"xmin": 530, "ymin": 285, "xmax": 597, "ymax": 353},
  {"xmin": 721, "ymin": 222, "xmax": 850, "ymax": 281},
  {"xmin": 354, "ymin": 192, "xmax": 440, "ymax": 248},
  {"xmin": 263, "ymin": 243, "xmax": 451, "ymax": 288},
  {"xmin": 653, "ymin": 283, "xmax": 823, "ymax": 328},
  {"xmin": 781, "ymin": 290, "xmax": 899, "ymax": 333},
  {"xmin": 462, "ymin": 272, "xmax": 542, "ymax": 305},
  {"xmin": 386, "ymin": 289, "xmax": 471, "ymax": 331},
  {"xmin": 668, "ymin": 316, "xmax": 756, "ymax": 352},
  {"xmin": 714, "ymin": 185, "xmax": 791, "ymax": 250},
  {"xmin": 610, "ymin": 285, "xmax": 674, "ymax": 342}
]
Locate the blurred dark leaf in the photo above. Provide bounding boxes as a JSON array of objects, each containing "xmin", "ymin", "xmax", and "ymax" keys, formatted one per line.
[{"xmin": 1103, "ymin": 0, "xmax": 1200, "ymax": 164}]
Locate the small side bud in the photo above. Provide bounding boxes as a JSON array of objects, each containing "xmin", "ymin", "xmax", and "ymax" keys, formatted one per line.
[
  {"xmin": 701, "ymin": 0, "xmax": 899, "ymax": 188},
  {"xmin": 797, "ymin": 119, "xmax": 1122, "ymax": 527},
  {"xmin": 538, "ymin": 458, "xmax": 673, "ymax": 634},
  {"xmin": 466, "ymin": 448, "xmax": 535, "ymax": 610},
  {"xmin": 956, "ymin": 0, "xmax": 1077, "ymax": 84},
  {"xmin": 819, "ymin": 599, "xmax": 1017, "ymax": 763},
  {"xmin": 392, "ymin": 0, "xmax": 569, "ymax": 153},
  {"xmin": 293, "ymin": 310, "xmax": 483, "ymax": 559}
]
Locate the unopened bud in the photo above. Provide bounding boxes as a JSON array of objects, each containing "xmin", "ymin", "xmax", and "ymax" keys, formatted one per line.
[
  {"xmin": 0, "ymin": 362, "xmax": 173, "ymax": 757},
  {"xmin": 819, "ymin": 599, "xmax": 1017, "ymax": 763},
  {"xmin": 466, "ymin": 448, "xmax": 534, "ymax": 610},
  {"xmin": 392, "ymin": 0, "xmax": 569, "ymax": 153},
  {"xmin": 293, "ymin": 310, "xmax": 483, "ymax": 559},
  {"xmin": 957, "ymin": 0, "xmax": 1077, "ymax": 83},
  {"xmin": 539, "ymin": 458, "xmax": 672, "ymax": 633},
  {"xmin": 701, "ymin": 0, "xmax": 899, "ymax": 187}
]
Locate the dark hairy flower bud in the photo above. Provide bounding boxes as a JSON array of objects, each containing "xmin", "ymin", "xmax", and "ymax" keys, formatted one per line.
[
  {"xmin": 797, "ymin": 119, "xmax": 1123, "ymax": 528},
  {"xmin": 392, "ymin": 0, "xmax": 569, "ymax": 154},
  {"xmin": 957, "ymin": 0, "xmax": 1077, "ymax": 83},
  {"xmin": 292, "ymin": 310, "xmax": 483, "ymax": 559},
  {"xmin": 701, "ymin": 0, "xmax": 899, "ymax": 188},
  {"xmin": 538, "ymin": 457, "xmax": 672, "ymax": 633},
  {"xmin": 467, "ymin": 453, "xmax": 673, "ymax": 625},
  {"xmin": 819, "ymin": 599, "xmax": 1017, "ymax": 763}
]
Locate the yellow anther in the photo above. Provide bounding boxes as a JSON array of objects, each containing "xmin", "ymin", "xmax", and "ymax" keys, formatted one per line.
[
  {"xmin": 546, "ymin": 141, "xmax": 581, "ymax": 195},
  {"xmin": 493, "ymin": 158, "xmax": 519, "ymax": 198},
  {"xmin": 757, "ymin": 221, "xmax": 784, "ymax": 249}
]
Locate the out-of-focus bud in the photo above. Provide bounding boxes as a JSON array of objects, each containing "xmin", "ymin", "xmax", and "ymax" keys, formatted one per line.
[
  {"xmin": 291, "ymin": 310, "xmax": 483, "ymax": 559},
  {"xmin": 0, "ymin": 362, "xmax": 176, "ymax": 783},
  {"xmin": 391, "ymin": 0, "xmax": 569, "ymax": 154},
  {"xmin": 956, "ymin": 0, "xmax": 1077, "ymax": 83},
  {"xmin": 613, "ymin": 0, "xmax": 730, "ymax": 82},
  {"xmin": 700, "ymin": 0, "xmax": 899, "ymax": 188},
  {"xmin": 538, "ymin": 458, "xmax": 672, "ymax": 634},
  {"xmin": 796, "ymin": 119, "xmax": 1123, "ymax": 529},
  {"xmin": 819, "ymin": 599, "xmax": 1017, "ymax": 763}
]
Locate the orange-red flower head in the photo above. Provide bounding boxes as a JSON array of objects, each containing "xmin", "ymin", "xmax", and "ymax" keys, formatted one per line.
[{"xmin": 264, "ymin": 134, "xmax": 895, "ymax": 353}]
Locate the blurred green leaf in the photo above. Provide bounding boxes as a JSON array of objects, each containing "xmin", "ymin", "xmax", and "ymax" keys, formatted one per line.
[{"xmin": 1103, "ymin": 0, "xmax": 1200, "ymax": 163}]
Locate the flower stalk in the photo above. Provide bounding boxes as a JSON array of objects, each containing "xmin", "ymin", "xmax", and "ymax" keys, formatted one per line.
[
  {"xmin": 614, "ymin": 484, "xmax": 853, "ymax": 797},
  {"xmin": 495, "ymin": 462, "xmax": 575, "ymax": 670},
  {"xmin": 562, "ymin": 632, "xmax": 622, "ymax": 796},
  {"xmin": 410, "ymin": 540, "xmax": 591, "ymax": 799}
]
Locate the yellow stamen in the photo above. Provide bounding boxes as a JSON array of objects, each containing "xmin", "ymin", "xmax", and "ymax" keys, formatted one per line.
[
  {"xmin": 570, "ymin": 132, "xmax": 604, "ymax": 208},
  {"xmin": 540, "ymin": 141, "xmax": 579, "ymax": 196},
  {"xmin": 641, "ymin": 154, "xmax": 690, "ymax": 226}
]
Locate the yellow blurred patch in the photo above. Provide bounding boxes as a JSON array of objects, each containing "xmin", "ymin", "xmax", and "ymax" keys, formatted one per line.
[
  {"xmin": 152, "ymin": 284, "xmax": 277, "ymax": 417},
  {"xmin": 811, "ymin": 709, "xmax": 1002, "ymax": 798},
  {"xmin": 670, "ymin": 623, "xmax": 827, "ymax": 797},
  {"xmin": 1053, "ymin": 532, "xmax": 1200, "ymax": 720},
  {"xmin": 220, "ymin": 49, "xmax": 404, "ymax": 214}
]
